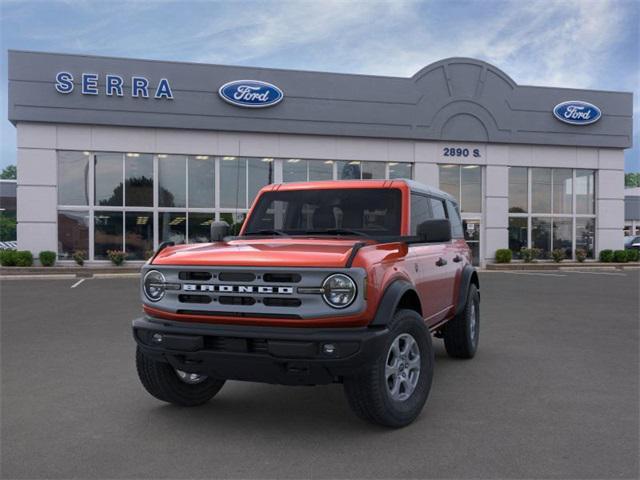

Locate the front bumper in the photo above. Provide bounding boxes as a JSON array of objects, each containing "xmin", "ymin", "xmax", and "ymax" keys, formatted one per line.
[{"xmin": 133, "ymin": 316, "xmax": 390, "ymax": 385}]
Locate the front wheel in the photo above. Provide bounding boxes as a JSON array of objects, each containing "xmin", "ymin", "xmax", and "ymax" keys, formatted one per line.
[
  {"xmin": 343, "ymin": 309, "xmax": 434, "ymax": 428},
  {"xmin": 136, "ymin": 347, "xmax": 225, "ymax": 406}
]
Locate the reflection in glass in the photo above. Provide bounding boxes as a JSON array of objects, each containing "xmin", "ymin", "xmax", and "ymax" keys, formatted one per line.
[
  {"xmin": 221, "ymin": 212, "xmax": 246, "ymax": 236},
  {"xmin": 220, "ymin": 157, "xmax": 247, "ymax": 208},
  {"xmin": 248, "ymin": 158, "xmax": 274, "ymax": 205},
  {"xmin": 159, "ymin": 212, "xmax": 186, "ymax": 244},
  {"xmin": 461, "ymin": 165, "xmax": 481, "ymax": 212},
  {"xmin": 94, "ymin": 211, "xmax": 123, "ymax": 259},
  {"xmin": 552, "ymin": 169, "xmax": 572, "ymax": 214},
  {"xmin": 508, "ymin": 217, "xmax": 527, "ymax": 258},
  {"xmin": 552, "ymin": 217, "xmax": 572, "ymax": 258},
  {"xmin": 58, "ymin": 210, "xmax": 89, "ymax": 259},
  {"xmin": 576, "ymin": 170, "xmax": 595, "ymax": 214},
  {"xmin": 95, "ymin": 153, "xmax": 123, "ymax": 206},
  {"xmin": 388, "ymin": 162, "xmax": 412, "ymax": 179},
  {"xmin": 361, "ymin": 161, "xmax": 385, "ymax": 179},
  {"xmin": 338, "ymin": 161, "xmax": 361, "ymax": 179},
  {"xmin": 58, "ymin": 151, "xmax": 90, "ymax": 205},
  {"xmin": 188, "ymin": 213, "xmax": 214, "ymax": 243},
  {"xmin": 283, "ymin": 159, "xmax": 308, "ymax": 182},
  {"xmin": 158, "ymin": 155, "xmax": 186, "ymax": 207},
  {"xmin": 125, "ymin": 153, "xmax": 153, "ymax": 206},
  {"xmin": 188, "ymin": 156, "xmax": 215, "ymax": 208},
  {"xmin": 438, "ymin": 165, "xmax": 459, "ymax": 202},
  {"xmin": 531, "ymin": 168, "xmax": 552, "ymax": 213},
  {"xmin": 508, "ymin": 167, "xmax": 528, "ymax": 213},
  {"xmin": 125, "ymin": 212, "xmax": 154, "ymax": 260},
  {"xmin": 309, "ymin": 160, "xmax": 333, "ymax": 180},
  {"xmin": 531, "ymin": 217, "xmax": 551, "ymax": 258},
  {"xmin": 576, "ymin": 218, "xmax": 595, "ymax": 258}
]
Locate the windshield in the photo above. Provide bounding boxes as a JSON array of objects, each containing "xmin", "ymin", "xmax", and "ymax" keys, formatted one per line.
[{"xmin": 243, "ymin": 188, "xmax": 402, "ymax": 237}]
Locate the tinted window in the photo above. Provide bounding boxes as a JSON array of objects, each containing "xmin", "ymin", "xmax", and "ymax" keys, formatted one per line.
[
  {"xmin": 58, "ymin": 151, "xmax": 89, "ymax": 205},
  {"xmin": 446, "ymin": 200, "xmax": 464, "ymax": 238},
  {"xmin": 410, "ymin": 194, "xmax": 432, "ymax": 235},
  {"xmin": 430, "ymin": 198, "xmax": 447, "ymax": 219},
  {"xmin": 124, "ymin": 153, "xmax": 153, "ymax": 207},
  {"xmin": 245, "ymin": 188, "xmax": 402, "ymax": 236}
]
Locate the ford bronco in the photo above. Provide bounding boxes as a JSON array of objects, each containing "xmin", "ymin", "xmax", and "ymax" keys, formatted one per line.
[{"xmin": 133, "ymin": 179, "xmax": 479, "ymax": 427}]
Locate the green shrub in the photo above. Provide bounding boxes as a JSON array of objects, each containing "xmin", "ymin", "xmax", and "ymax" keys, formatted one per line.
[
  {"xmin": 39, "ymin": 250, "xmax": 56, "ymax": 267},
  {"xmin": 15, "ymin": 250, "xmax": 34, "ymax": 267},
  {"xmin": 0, "ymin": 249, "xmax": 18, "ymax": 266},
  {"xmin": 495, "ymin": 249, "xmax": 512, "ymax": 263},
  {"xmin": 599, "ymin": 249, "xmax": 614, "ymax": 262},
  {"xmin": 613, "ymin": 250, "xmax": 628, "ymax": 263},
  {"xmin": 520, "ymin": 248, "xmax": 533, "ymax": 263},
  {"xmin": 551, "ymin": 249, "xmax": 565, "ymax": 263},
  {"xmin": 626, "ymin": 249, "xmax": 639, "ymax": 262},
  {"xmin": 575, "ymin": 249, "xmax": 587, "ymax": 263},
  {"xmin": 72, "ymin": 250, "xmax": 87, "ymax": 266},
  {"xmin": 107, "ymin": 249, "xmax": 127, "ymax": 266}
]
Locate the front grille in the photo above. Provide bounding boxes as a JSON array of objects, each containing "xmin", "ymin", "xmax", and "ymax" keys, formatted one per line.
[
  {"xmin": 263, "ymin": 273, "xmax": 301, "ymax": 283},
  {"xmin": 263, "ymin": 297, "xmax": 302, "ymax": 307},
  {"xmin": 178, "ymin": 294, "xmax": 212, "ymax": 304},
  {"xmin": 219, "ymin": 272, "xmax": 256, "ymax": 282},
  {"xmin": 219, "ymin": 296, "xmax": 256, "ymax": 306},
  {"xmin": 179, "ymin": 271, "xmax": 212, "ymax": 281}
]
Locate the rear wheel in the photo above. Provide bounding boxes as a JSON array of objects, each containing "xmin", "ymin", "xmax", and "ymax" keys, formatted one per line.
[
  {"xmin": 343, "ymin": 309, "xmax": 434, "ymax": 428},
  {"xmin": 136, "ymin": 347, "xmax": 225, "ymax": 406},
  {"xmin": 443, "ymin": 284, "xmax": 479, "ymax": 359}
]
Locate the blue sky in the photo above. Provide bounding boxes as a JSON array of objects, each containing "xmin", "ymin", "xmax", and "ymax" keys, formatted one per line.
[{"xmin": 1, "ymin": 0, "xmax": 638, "ymax": 171}]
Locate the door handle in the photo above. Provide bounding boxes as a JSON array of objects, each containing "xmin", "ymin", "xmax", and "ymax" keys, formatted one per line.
[
  {"xmin": 435, "ymin": 257, "xmax": 447, "ymax": 267},
  {"xmin": 453, "ymin": 255, "xmax": 462, "ymax": 263}
]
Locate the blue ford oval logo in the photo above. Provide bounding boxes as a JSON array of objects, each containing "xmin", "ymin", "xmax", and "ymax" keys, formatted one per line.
[
  {"xmin": 218, "ymin": 80, "xmax": 283, "ymax": 108},
  {"xmin": 553, "ymin": 100, "xmax": 601, "ymax": 125}
]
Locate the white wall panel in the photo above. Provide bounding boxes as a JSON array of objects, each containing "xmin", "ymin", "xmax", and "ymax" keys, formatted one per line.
[
  {"xmin": 91, "ymin": 126, "xmax": 156, "ymax": 152},
  {"xmin": 17, "ymin": 222, "xmax": 57, "ymax": 254},
  {"xmin": 17, "ymin": 149, "xmax": 56, "ymax": 186},
  {"xmin": 155, "ymin": 129, "xmax": 218, "ymax": 155},
  {"xmin": 16, "ymin": 123, "xmax": 56, "ymax": 149},
  {"xmin": 56, "ymin": 125, "xmax": 91, "ymax": 150},
  {"xmin": 17, "ymin": 185, "xmax": 57, "ymax": 222}
]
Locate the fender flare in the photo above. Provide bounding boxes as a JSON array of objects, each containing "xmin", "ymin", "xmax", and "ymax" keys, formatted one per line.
[
  {"xmin": 455, "ymin": 264, "xmax": 479, "ymax": 316},
  {"xmin": 370, "ymin": 279, "xmax": 419, "ymax": 326}
]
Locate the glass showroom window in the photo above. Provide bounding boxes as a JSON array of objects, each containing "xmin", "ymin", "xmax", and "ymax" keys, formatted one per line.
[
  {"xmin": 58, "ymin": 210, "xmax": 89, "ymax": 259},
  {"xmin": 284, "ymin": 160, "xmax": 409, "ymax": 182},
  {"xmin": 438, "ymin": 165, "xmax": 482, "ymax": 213},
  {"xmin": 507, "ymin": 168, "xmax": 596, "ymax": 259},
  {"xmin": 283, "ymin": 159, "xmax": 333, "ymax": 182}
]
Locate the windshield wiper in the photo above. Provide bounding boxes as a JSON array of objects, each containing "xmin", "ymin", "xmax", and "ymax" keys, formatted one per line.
[
  {"xmin": 244, "ymin": 229, "xmax": 288, "ymax": 236},
  {"xmin": 303, "ymin": 228, "xmax": 369, "ymax": 237}
]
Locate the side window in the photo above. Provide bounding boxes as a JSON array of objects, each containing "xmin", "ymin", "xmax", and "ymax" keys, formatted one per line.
[
  {"xmin": 446, "ymin": 200, "xmax": 464, "ymax": 238},
  {"xmin": 430, "ymin": 197, "xmax": 447, "ymax": 220},
  {"xmin": 410, "ymin": 193, "xmax": 432, "ymax": 235}
]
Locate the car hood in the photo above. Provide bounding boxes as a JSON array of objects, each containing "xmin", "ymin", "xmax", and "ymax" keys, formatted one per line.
[{"xmin": 151, "ymin": 238, "xmax": 373, "ymax": 268}]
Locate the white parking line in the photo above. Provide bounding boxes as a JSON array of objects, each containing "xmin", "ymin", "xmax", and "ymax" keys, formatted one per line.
[
  {"xmin": 491, "ymin": 271, "xmax": 567, "ymax": 277},
  {"xmin": 567, "ymin": 270, "xmax": 626, "ymax": 276},
  {"xmin": 70, "ymin": 278, "xmax": 86, "ymax": 288}
]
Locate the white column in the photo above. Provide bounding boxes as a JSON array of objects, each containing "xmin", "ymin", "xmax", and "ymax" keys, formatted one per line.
[
  {"xmin": 484, "ymin": 164, "xmax": 509, "ymax": 263},
  {"xmin": 596, "ymin": 149, "xmax": 625, "ymax": 252},
  {"xmin": 16, "ymin": 123, "xmax": 58, "ymax": 257}
]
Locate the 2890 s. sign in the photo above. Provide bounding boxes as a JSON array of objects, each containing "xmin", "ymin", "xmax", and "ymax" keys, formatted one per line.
[
  {"xmin": 553, "ymin": 100, "xmax": 601, "ymax": 125},
  {"xmin": 218, "ymin": 80, "xmax": 284, "ymax": 108}
]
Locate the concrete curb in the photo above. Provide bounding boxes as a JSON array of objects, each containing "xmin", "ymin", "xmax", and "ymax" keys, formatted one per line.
[
  {"xmin": 0, "ymin": 266, "xmax": 142, "ymax": 277},
  {"xmin": 486, "ymin": 262, "xmax": 639, "ymax": 271}
]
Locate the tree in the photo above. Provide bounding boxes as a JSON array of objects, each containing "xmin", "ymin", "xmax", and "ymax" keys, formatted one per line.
[
  {"xmin": 625, "ymin": 173, "xmax": 640, "ymax": 188},
  {"xmin": 1, "ymin": 165, "xmax": 16, "ymax": 179}
]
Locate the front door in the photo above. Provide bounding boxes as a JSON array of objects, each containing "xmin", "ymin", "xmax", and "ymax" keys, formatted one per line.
[{"xmin": 463, "ymin": 219, "xmax": 481, "ymax": 266}]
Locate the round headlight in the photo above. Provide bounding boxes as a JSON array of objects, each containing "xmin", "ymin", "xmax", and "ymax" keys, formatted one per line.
[
  {"xmin": 322, "ymin": 273, "xmax": 357, "ymax": 309},
  {"xmin": 143, "ymin": 270, "xmax": 166, "ymax": 302}
]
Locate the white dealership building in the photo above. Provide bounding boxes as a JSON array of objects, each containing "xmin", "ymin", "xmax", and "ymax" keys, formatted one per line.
[{"xmin": 7, "ymin": 51, "xmax": 633, "ymax": 265}]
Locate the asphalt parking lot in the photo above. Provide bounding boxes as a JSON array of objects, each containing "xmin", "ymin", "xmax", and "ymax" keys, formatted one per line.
[{"xmin": 1, "ymin": 270, "xmax": 638, "ymax": 479}]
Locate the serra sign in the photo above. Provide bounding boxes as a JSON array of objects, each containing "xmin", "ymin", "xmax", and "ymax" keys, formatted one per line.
[
  {"xmin": 55, "ymin": 72, "xmax": 174, "ymax": 99},
  {"xmin": 218, "ymin": 80, "xmax": 284, "ymax": 108}
]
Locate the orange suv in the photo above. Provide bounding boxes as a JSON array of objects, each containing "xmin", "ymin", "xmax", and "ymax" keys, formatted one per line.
[{"xmin": 133, "ymin": 179, "xmax": 479, "ymax": 427}]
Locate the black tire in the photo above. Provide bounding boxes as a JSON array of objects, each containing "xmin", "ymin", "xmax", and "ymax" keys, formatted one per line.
[
  {"xmin": 136, "ymin": 347, "xmax": 225, "ymax": 406},
  {"xmin": 443, "ymin": 284, "xmax": 479, "ymax": 359},
  {"xmin": 343, "ymin": 309, "xmax": 434, "ymax": 428}
]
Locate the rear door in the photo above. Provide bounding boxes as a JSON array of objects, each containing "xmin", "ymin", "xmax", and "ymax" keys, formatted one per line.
[{"xmin": 428, "ymin": 197, "xmax": 458, "ymax": 316}]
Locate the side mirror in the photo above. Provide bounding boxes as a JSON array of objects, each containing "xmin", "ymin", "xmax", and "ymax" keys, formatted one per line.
[
  {"xmin": 210, "ymin": 221, "xmax": 230, "ymax": 242},
  {"xmin": 417, "ymin": 219, "xmax": 451, "ymax": 243}
]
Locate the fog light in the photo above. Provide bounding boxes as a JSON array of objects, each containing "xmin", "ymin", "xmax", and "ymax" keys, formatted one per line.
[
  {"xmin": 152, "ymin": 333, "xmax": 163, "ymax": 344},
  {"xmin": 323, "ymin": 343, "xmax": 336, "ymax": 355}
]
